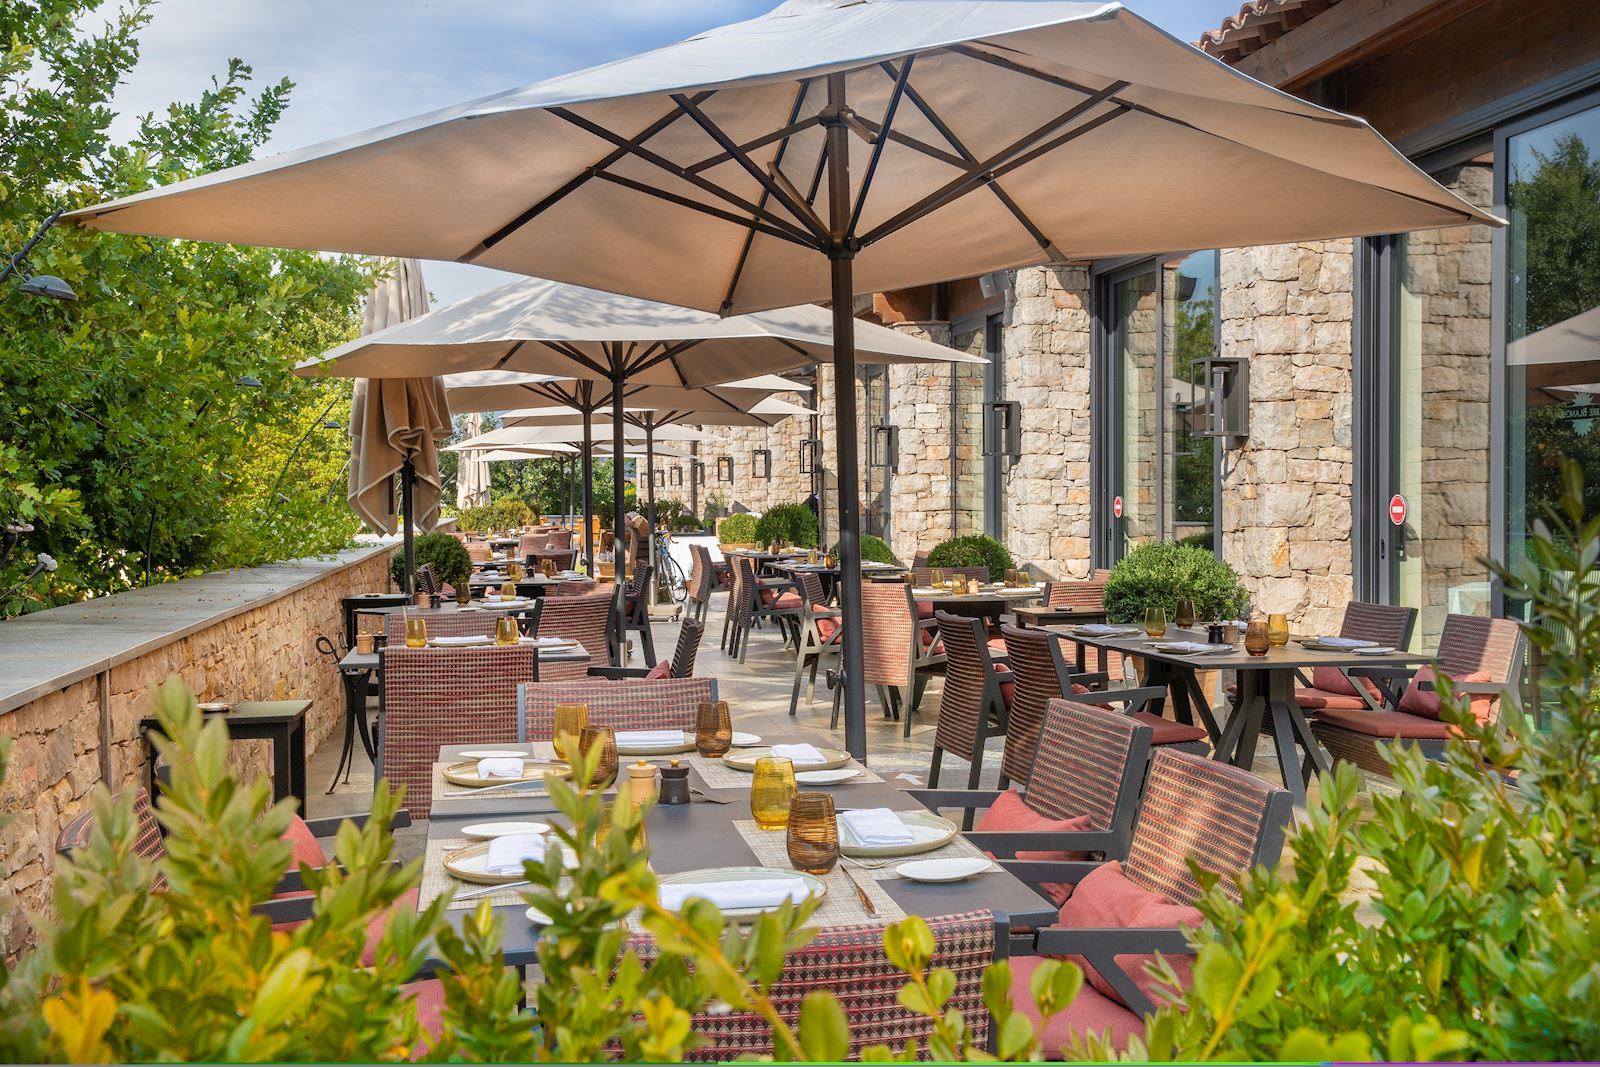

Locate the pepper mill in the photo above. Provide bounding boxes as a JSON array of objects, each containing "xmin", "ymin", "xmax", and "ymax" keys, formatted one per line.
[
  {"xmin": 1207, "ymin": 622, "xmax": 1226, "ymax": 645},
  {"xmin": 627, "ymin": 759, "xmax": 658, "ymax": 811},
  {"xmin": 658, "ymin": 758, "xmax": 691, "ymax": 805}
]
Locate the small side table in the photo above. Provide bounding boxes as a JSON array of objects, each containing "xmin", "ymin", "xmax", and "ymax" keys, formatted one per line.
[{"xmin": 143, "ymin": 699, "xmax": 311, "ymax": 807}]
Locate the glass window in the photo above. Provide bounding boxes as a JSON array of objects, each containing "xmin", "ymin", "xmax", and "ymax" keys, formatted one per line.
[
  {"xmin": 1112, "ymin": 269, "xmax": 1161, "ymax": 552},
  {"xmin": 1507, "ymin": 100, "xmax": 1600, "ymax": 571},
  {"xmin": 1164, "ymin": 251, "xmax": 1219, "ymax": 549}
]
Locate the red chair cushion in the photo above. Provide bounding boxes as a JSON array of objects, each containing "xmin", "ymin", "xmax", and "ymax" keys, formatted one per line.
[
  {"xmin": 915, "ymin": 599, "xmax": 935, "ymax": 620},
  {"xmin": 1010, "ymin": 956, "xmax": 1144, "ymax": 1056},
  {"xmin": 1294, "ymin": 687, "xmax": 1370, "ymax": 711},
  {"xmin": 1054, "ymin": 860, "xmax": 1203, "ymax": 1010},
  {"xmin": 1069, "ymin": 683, "xmax": 1113, "ymax": 712},
  {"xmin": 987, "ymin": 637, "xmax": 1008, "ymax": 656},
  {"xmin": 814, "ymin": 612, "xmax": 841, "ymax": 641},
  {"xmin": 1313, "ymin": 705, "xmax": 1452, "ymax": 739},
  {"xmin": 644, "ymin": 660, "xmax": 673, "ymax": 680},
  {"xmin": 1129, "ymin": 712, "xmax": 1208, "ymax": 746},
  {"xmin": 993, "ymin": 661, "xmax": 1015, "ymax": 707},
  {"xmin": 406, "ymin": 977, "xmax": 446, "ymax": 1044},
  {"xmin": 974, "ymin": 788, "xmax": 1091, "ymax": 905},
  {"xmin": 1398, "ymin": 667, "xmax": 1495, "ymax": 722},
  {"xmin": 283, "ymin": 815, "xmax": 327, "ymax": 870},
  {"xmin": 772, "ymin": 591, "xmax": 804, "ymax": 610},
  {"xmin": 1310, "ymin": 665, "xmax": 1383, "ymax": 702}
]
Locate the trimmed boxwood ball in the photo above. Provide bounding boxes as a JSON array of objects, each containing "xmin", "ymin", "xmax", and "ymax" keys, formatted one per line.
[
  {"xmin": 753, "ymin": 503, "xmax": 819, "ymax": 548},
  {"xmin": 926, "ymin": 534, "xmax": 1013, "ymax": 577},
  {"xmin": 392, "ymin": 531, "xmax": 471, "ymax": 593},
  {"xmin": 1102, "ymin": 541, "xmax": 1251, "ymax": 624},
  {"xmin": 717, "ymin": 513, "xmax": 759, "ymax": 545},
  {"xmin": 831, "ymin": 534, "xmax": 897, "ymax": 565}
]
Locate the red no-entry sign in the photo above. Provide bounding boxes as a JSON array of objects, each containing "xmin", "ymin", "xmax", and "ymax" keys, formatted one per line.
[
  {"xmin": 1389, "ymin": 494, "xmax": 1407, "ymax": 527},
  {"xmin": 1112, "ymin": 495, "xmax": 1124, "ymax": 519}
]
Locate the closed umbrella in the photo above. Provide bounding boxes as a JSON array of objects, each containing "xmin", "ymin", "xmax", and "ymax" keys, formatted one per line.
[
  {"xmin": 347, "ymin": 258, "xmax": 450, "ymax": 594},
  {"xmin": 455, "ymin": 411, "xmax": 492, "ymax": 509},
  {"xmin": 70, "ymin": 0, "xmax": 1496, "ymax": 756}
]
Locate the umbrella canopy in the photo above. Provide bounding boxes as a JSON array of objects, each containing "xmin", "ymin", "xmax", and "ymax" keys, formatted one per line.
[
  {"xmin": 297, "ymin": 275, "xmax": 976, "ymax": 384},
  {"xmin": 475, "ymin": 442, "xmax": 694, "ymax": 461},
  {"xmin": 440, "ymin": 370, "xmax": 805, "ymax": 420},
  {"xmin": 455, "ymin": 411, "xmax": 492, "ymax": 508},
  {"xmin": 446, "ymin": 423, "xmax": 722, "ymax": 449},
  {"xmin": 499, "ymin": 394, "xmax": 815, "ymax": 427}
]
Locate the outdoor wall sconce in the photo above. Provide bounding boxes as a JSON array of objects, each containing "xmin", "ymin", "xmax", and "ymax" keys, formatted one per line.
[
  {"xmin": 869, "ymin": 424, "xmax": 899, "ymax": 473},
  {"xmin": 1197, "ymin": 354, "xmax": 1250, "ymax": 446},
  {"xmin": 692, "ymin": 460, "xmax": 706, "ymax": 486},
  {"xmin": 752, "ymin": 448, "xmax": 772, "ymax": 480},
  {"xmin": 651, "ymin": 469, "xmax": 664, "ymax": 487},
  {"xmin": 797, "ymin": 437, "xmax": 822, "ymax": 475},
  {"xmin": 670, "ymin": 467, "xmax": 683, "ymax": 487},
  {"xmin": 716, "ymin": 456, "xmax": 734, "ymax": 483},
  {"xmin": 983, "ymin": 400, "xmax": 1021, "ymax": 461}
]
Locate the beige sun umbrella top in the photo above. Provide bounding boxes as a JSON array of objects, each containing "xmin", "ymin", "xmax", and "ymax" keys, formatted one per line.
[
  {"xmin": 348, "ymin": 259, "xmax": 452, "ymax": 534},
  {"xmin": 440, "ymin": 370, "xmax": 808, "ymax": 420},
  {"xmin": 446, "ymin": 422, "xmax": 722, "ymax": 451}
]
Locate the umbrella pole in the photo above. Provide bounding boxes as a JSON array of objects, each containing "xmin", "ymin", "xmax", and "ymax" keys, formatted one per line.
[
  {"xmin": 402, "ymin": 454, "xmax": 416, "ymax": 596},
  {"xmin": 645, "ymin": 419, "xmax": 657, "ymax": 594},
  {"xmin": 825, "ymin": 73, "xmax": 867, "ymax": 761},
  {"xmin": 611, "ymin": 362, "xmax": 628, "ymax": 666},
  {"xmin": 580, "ymin": 385, "xmax": 595, "ymax": 573}
]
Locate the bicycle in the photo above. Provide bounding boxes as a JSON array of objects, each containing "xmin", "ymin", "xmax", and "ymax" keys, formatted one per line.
[{"xmin": 653, "ymin": 529, "xmax": 688, "ymax": 602}]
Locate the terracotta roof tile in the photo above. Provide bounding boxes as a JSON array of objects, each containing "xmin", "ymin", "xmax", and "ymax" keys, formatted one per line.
[{"xmin": 1196, "ymin": 0, "xmax": 1346, "ymax": 64}]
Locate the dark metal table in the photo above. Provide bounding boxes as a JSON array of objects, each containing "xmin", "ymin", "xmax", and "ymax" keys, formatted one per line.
[
  {"xmin": 144, "ymin": 699, "xmax": 310, "ymax": 806},
  {"xmin": 1011, "ymin": 603, "xmax": 1106, "ymax": 630},
  {"xmin": 910, "ymin": 585, "xmax": 1044, "ymax": 626}
]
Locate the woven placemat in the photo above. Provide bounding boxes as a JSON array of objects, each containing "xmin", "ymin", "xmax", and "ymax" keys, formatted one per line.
[
  {"xmin": 731, "ymin": 820, "xmax": 904, "ymax": 926},
  {"xmin": 431, "ymin": 764, "xmax": 556, "ymax": 804},
  {"xmin": 419, "ymin": 837, "xmax": 536, "ymax": 911},
  {"xmin": 689, "ymin": 753, "xmax": 883, "ymax": 790}
]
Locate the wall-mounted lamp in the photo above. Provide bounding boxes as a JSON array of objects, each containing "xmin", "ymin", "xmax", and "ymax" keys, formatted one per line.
[
  {"xmin": 716, "ymin": 456, "xmax": 734, "ymax": 483},
  {"xmin": 797, "ymin": 437, "xmax": 822, "ymax": 476},
  {"xmin": 752, "ymin": 448, "xmax": 772, "ymax": 480},
  {"xmin": 691, "ymin": 460, "xmax": 706, "ymax": 486},
  {"xmin": 1197, "ymin": 354, "xmax": 1250, "ymax": 445},
  {"xmin": 670, "ymin": 467, "xmax": 683, "ymax": 487},
  {"xmin": 982, "ymin": 400, "xmax": 1021, "ymax": 461},
  {"xmin": 651, "ymin": 469, "xmax": 664, "ymax": 488}
]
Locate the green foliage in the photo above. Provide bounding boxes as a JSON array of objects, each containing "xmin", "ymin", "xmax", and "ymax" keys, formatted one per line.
[
  {"xmin": 0, "ymin": 1, "xmax": 375, "ymax": 615},
  {"xmin": 832, "ymin": 535, "xmax": 897, "ymax": 565},
  {"xmin": 1102, "ymin": 541, "xmax": 1250, "ymax": 623},
  {"xmin": 650, "ymin": 498, "xmax": 697, "ymax": 533},
  {"xmin": 754, "ymin": 503, "xmax": 818, "ymax": 549},
  {"xmin": 702, "ymin": 488, "xmax": 729, "ymax": 525},
  {"xmin": 926, "ymin": 534, "xmax": 1013, "ymax": 576},
  {"xmin": 717, "ymin": 513, "xmax": 758, "ymax": 545},
  {"xmin": 456, "ymin": 499, "xmax": 533, "ymax": 534},
  {"xmin": 390, "ymin": 532, "xmax": 470, "ymax": 592}
]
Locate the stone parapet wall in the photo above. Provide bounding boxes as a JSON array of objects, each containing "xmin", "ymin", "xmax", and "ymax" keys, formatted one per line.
[{"xmin": 0, "ymin": 545, "xmax": 393, "ymax": 957}]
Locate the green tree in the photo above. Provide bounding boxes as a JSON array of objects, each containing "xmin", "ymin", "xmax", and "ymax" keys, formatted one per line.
[{"xmin": 0, "ymin": 0, "xmax": 377, "ymax": 615}]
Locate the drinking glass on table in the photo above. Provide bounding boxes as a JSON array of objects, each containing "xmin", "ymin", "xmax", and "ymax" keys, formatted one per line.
[
  {"xmin": 750, "ymin": 757, "xmax": 797, "ymax": 830},
  {"xmin": 1144, "ymin": 605, "xmax": 1168, "ymax": 639},
  {"xmin": 578, "ymin": 725, "xmax": 619, "ymax": 788},
  {"xmin": 930, "ymin": 568, "xmax": 945, "ymax": 589},
  {"xmin": 1267, "ymin": 613, "xmax": 1290, "ymax": 647},
  {"xmin": 552, "ymin": 703, "xmax": 588, "ymax": 760},
  {"xmin": 1245, "ymin": 619, "xmax": 1271, "ymax": 656},
  {"xmin": 695, "ymin": 700, "xmax": 733, "ymax": 758},
  {"xmin": 1174, "ymin": 598, "xmax": 1196, "ymax": 630},
  {"xmin": 404, "ymin": 613, "xmax": 427, "ymax": 648},
  {"xmin": 786, "ymin": 793, "xmax": 839, "ymax": 875},
  {"xmin": 495, "ymin": 616, "xmax": 519, "ymax": 645}
]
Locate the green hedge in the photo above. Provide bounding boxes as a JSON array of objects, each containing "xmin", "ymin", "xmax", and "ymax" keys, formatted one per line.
[
  {"xmin": 391, "ymin": 531, "xmax": 471, "ymax": 592},
  {"xmin": 832, "ymin": 535, "xmax": 897, "ymax": 565},
  {"xmin": 456, "ymin": 499, "xmax": 533, "ymax": 534},
  {"xmin": 926, "ymin": 534, "xmax": 1013, "ymax": 576},
  {"xmin": 1101, "ymin": 541, "xmax": 1250, "ymax": 624},
  {"xmin": 753, "ymin": 503, "xmax": 818, "ymax": 548},
  {"xmin": 717, "ymin": 513, "xmax": 758, "ymax": 545}
]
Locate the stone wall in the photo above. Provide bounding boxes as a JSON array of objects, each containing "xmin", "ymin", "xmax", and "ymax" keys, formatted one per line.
[
  {"xmin": 0, "ymin": 545, "xmax": 393, "ymax": 957},
  {"xmin": 1219, "ymin": 240, "xmax": 1356, "ymax": 634}
]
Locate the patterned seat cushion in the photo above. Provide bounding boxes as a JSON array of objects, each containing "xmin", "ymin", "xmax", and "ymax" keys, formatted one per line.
[
  {"xmin": 1313, "ymin": 705, "xmax": 1452, "ymax": 739},
  {"xmin": 1294, "ymin": 687, "xmax": 1370, "ymax": 711},
  {"xmin": 1130, "ymin": 712, "xmax": 1207, "ymax": 746},
  {"xmin": 1054, "ymin": 860, "xmax": 1202, "ymax": 1010},
  {"xmin": 1010, "ymin": 956, "xmax": 1144, "ymax": 1057}
]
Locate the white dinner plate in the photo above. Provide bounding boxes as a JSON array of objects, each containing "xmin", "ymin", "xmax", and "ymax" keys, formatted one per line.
[
  {"xmin": 616, "ymin": 731, "xmax": 696, "ymax": 756},
  {"xmin": 723, "ymin": 746, "xmax": 852, "ymax": 772},
  {"xmin": 731, "ymin": 731, "xmax": 761, "ymax": 747},
  {"xmin": 444, "ymin": 840, "xmax": 577, "ymax": 884},
  {"xmin": 656, "ymin": 866, "xmax": 827, "ymax": 922},
  {"xmin": 894, "ymin": 857, "xmax": 993, "ymax": 883},
  {"xmin": 1354, "ymin": 646, "xmax": 1396, "ymax": 656},
  {"xmin": 795, "ymin": 768, "xmax": 861, "ymax": 786},
  {"xmin": 460, "ymin": 821, "xmax": 551, "ymax": 840},
  {"xmin": 456, "ymin": 749, "xmax": 530, "ymax": 760}
]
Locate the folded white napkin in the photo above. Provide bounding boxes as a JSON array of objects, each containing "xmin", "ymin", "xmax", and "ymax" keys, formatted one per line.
[
  {"xmin": 476, "ymin": 757, "xmax": 525, "ymax": 780},
  {"xmin": 1077, "ymin": 623, "xmax": 1138, "ymax": 635},
  {"xmin": 1156, "ymin": 640, "xmax": 1226, "ymax": 654},
  {"xmin": 433, "ymin": 634, "xmax": 492, "ymax": 646},
  {"xmin": 659, "ymin": 877, "xmax": 810, "ymax": 912},
  {"xmin": 912, "ymin": 587, "xmax": 939, "ymax": 596},
  {"xmin": 615, "ymin": 730, "xmax": 686, "ymax": 747},
  {"xmin": 770, "ymin": 743, "xmax": 827, "ymax": 766},
  {"xmin": 484, "ymin": 833, "xmax": 549, "ymax": 875},
  {"xmin": 840, "ymin": 808, "xmax": 916, "ymax": 847},
  {"xmin": 1315, "ymin": 636, "xmax": 1373, "ymax": 648}
]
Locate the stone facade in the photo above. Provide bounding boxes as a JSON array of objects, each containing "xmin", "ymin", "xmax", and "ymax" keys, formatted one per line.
[{"xmin": 0, "ymin": 546, "xmax": 392, "ymax": 957}]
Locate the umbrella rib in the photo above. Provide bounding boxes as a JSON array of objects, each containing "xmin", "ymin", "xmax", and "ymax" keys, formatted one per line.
[
  {"xmin": 880, "ymin": 59, "xmax": 1064, "ymax": 260},
  {"xmin": 590, "ymin": 170, "xmax": 816, "ymax": 249},
  {"xmin": 721, "ymin": 78, "xmax": 813, "ymax": 316},
  {"xmin": 542, "ymin": 338, "xmax": 611, "ymax": 378},
  {"xmin": 847, "ymin": 115, "xmax": 969, "ymax": 170},
  {"xmin": 856, "ymin": 80, "xmax": 1130, "ymax": 249},
  {"xmin": 685, "ymin": 114, "xmax": 823, "ymax": 175},
  {"xmin": 987, "ymin": 106, "xmax": 1128, "ymax": 184},
  {"xmin": 846, "ymin": 54, "xmax": 915, "ymax": 239},
  {"xmin": 549, "ymin": 107, "xmax": 820, "ymax": 248},
  {"xmin": 476, "ymin": 94, "xmax": 710, "ymax": 254},
  {"xmin": 670, "ymin": 94, "xmax": 829, "ymax": 241}
]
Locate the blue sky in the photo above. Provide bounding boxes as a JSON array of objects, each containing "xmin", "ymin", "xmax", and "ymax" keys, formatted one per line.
[{"xmin": 107, "ymin": 0, "xmax": 1247, "ymax": 306}]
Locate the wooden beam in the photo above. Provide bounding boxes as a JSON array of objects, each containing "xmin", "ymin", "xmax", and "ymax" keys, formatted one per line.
[{"xmin": 1232, "ymin": 0, "xmax": 1496, "ymax": 90}]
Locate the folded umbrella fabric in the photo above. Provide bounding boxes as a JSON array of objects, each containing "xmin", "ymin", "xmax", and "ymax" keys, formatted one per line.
[
  {"xmin": 658, "ymin": 877, "xmax": 810, "ymax": 912},
  {"xmin": 769, "ymin": 743, "xmax": 827, "ymax": 766},
  {"xmin": 615, "ymin": 730, "xmax": 687, "ymax": 747},
  {"xmin": 476, "ymin": 757, "xmax": 526, "ymax": 780},
  {"xmin": 484, "ymin": 832, "xmax": 550, "ymax": 875},
  {"xmin": 840, "ymin": 808, "xmax": 916, "ymax": 847}
]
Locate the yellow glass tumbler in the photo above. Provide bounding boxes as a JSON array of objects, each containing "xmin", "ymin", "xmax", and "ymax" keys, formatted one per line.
[{"xmin": 750, "ymin": 757, "xmax": 797, "ymax": 831}]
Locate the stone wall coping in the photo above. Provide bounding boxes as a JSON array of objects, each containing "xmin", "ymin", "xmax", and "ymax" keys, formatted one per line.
[{"xmin": 0, "ymin": 543, "xmax": 395, "ymax": 716}]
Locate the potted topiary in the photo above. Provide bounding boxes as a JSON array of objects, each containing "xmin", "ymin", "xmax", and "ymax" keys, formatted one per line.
[
  {"xmin": 830, "ymin": 534, "xmax": 898, "ymax": 565},
  {"xmin": 716, "ymin": 512, "xmax": 759, "ymax": 550},
  {"xmin": 391, "ymin": 531, "xmax": 472, "ymax": 598},
  {"xmin": 1101, "ymin": 541, "xmax": 1250, "ymax": 625},
  {"xmin": 753, "ymin": 503, "xmax": 819, "ymax": 551},
  {"xmin": 925, "ymin": 534, "xmax": 1014, "ymax": 578}
]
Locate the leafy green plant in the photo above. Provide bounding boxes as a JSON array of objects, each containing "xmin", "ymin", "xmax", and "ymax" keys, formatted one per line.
[
  {"xmin": 717, "ymin": 513, "xmax": 758, "ymax": 545},
  {"xmin": 754, "ymin": 503, "xmax": 819, "ymax": 549},
  {"xmin": 456, "ymin": 500, "xmax": 533, "ymax": 535},
  {"xmin": 832, "ymin": 535, "xmax": 897, "ymax": 565},
  {"xmin": 1102, "ymin": 541, "xmax": 1249, "ymax": 623},
  {"xmin": 390, "ymin": 531, "xmax": 471, "ymax": 593},
  {"xmin": 927, "ymin": 534, "xmax": 1013, "ymax": 576}
]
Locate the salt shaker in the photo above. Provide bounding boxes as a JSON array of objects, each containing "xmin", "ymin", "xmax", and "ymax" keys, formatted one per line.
[{"xmin": 658, "ymin": 758, "xmax": 692, "ymax": 805}]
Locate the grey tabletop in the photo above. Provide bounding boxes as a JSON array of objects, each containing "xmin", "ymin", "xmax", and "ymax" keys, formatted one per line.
[
  {"xmin": 337, "ymin": 640, "xmax": 590, "ymax": 675},
  {"xmin": 423, "ymin": 735, "xmax": 1057, "ymax": 967},
  {"xmin": 1042, "ymin": 625, "xmax": 1431, "ymax": 671},
  {"xmin": 910, "ymin": 586, "xmax": 1046, "ymax": 606}
]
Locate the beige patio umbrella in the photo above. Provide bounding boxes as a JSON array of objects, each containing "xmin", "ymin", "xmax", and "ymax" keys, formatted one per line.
[
  {"xmin": 455, "ymin": 411, "xmax": 492, "ymax": 509},
  {"xmin": 348, "ymin": 258, "xmax": 451, "ymax": 593}
]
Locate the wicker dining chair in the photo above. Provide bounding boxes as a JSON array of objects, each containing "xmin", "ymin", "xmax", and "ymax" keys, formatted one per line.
[
  {"xmin": 726, "ymin": 556, "xmax": 801, "ymax": 663},
  {"xmin": 930, "ymin": 610, "xmax": 1011, "ymax": 793},
  {"xmin": 517, "ymin": 676, "xmax": 715, "ymax": 741},
  {"xmin": 534, "ymin": 590, "xmax": 612, "ymax": 679},
  {"xmin": 589, "ymin": 617, "xmax": 704, "ymax": 680},
  {"xmin": 1290, "ymin": 600, "xmax": 1419, "ymax": 714},
  {"xmin": 1037, "ymin": 571, "xmax": 1124, "ymax": 678},
  {"xmin": 787, "ymin": 572, "xmax": 842, "ymax": 717},
  {"xmin": 1008, "ymin": 750, "xmax": 1292, "ymax": 1050},
  {"xmin": 379, "ymin": 643, "xmax": 536, "ymax": 813},
  {"xmin": 627, "ymin": 910, "xmax": 995, "ymax": 1062},
  {"xmin": 614, "ymin": 562, "xmax": 656, "ymax": 667},
  {"xmin": 381, "ymin": 610, "xmax": 500, "ymax": 644},
  {"xmin": 831, "ymin": 580, "xmax": 945, "ymax": 734},
  {"xmin": 686, "ymin": 544, "xmax": 713, "ymax": 625}
]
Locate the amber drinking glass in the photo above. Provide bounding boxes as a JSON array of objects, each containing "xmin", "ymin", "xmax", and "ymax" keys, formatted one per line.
[
  {"xmin": 750, "ymin": 757, "xmax": 797, "ymax": 831},
  {"xmin": 552, "ymin": 703, "xmax": 588, "ymax": 761},
  {"xmin": 1144, "ymin": 605, "xmax": 1168, "ymax": 639},
  {"xmin": 1267, "ymin": 613, "xmax": 1290, "ymax": 647},
  {"xmin": 1245, "ymin": 619, "xmax": 1271, "ymax": 657},
  {"xmin": 930, "ymin": 568, "xmax": 945, "ymax": 589},
  {"xmin": 1174, "ymin": 598, "xmax": 1196, "ymax": 630},
  {"xmin": 499, "ymin": 581, "xmax": 517, "ymax": 599},
  {"xmin": 578, "ymin": 725, "xmax": 619, "ymax": 789},
  {"xmin": 495, "ymin": 616, "xmax": 519, "ymax": 645},
  {"xmin": 786, "ymin": 792, "xmax": 839, "ymax": 875},
  {"xmin": 404, "ymin": 613, "xmax": 427, "ymax": 649},
  {"xmin": 541, "ymin": 559, "xmax": 557, "ymax": 577},
  {"xmin": 695, "ymin": 700, "xmax": 733, "ymax": 758}
]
